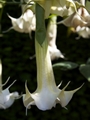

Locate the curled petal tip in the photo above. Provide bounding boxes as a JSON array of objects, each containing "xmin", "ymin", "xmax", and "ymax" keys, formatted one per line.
[
  {"xmin": 26, "ymin": 100, "xmax": 35, "ymax": 116},
  {"xmin": 58, "ymin": 82, "xmax": 84, "ymax": 108},
  {"xmin": 25, "ymin": 81, "xmax": 31, "ymax": 97},
  {"xmin": 72, "ymin": 83, "xmax": 84, "ymax": 93},
  {"xmin": 7, "ymin": 14, "xmax": 17, "ymax": 21}
]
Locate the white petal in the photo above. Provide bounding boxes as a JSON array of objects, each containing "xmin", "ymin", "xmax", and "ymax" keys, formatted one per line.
[
  {"xmin": 31, "ymin": 87, "xmax": 59, "ymax": 111},
  {"xmin": 8, "ymin": 14, "xmax": 24, "ymax": 32},
  {"xmin": 49, "ymin": 46, "xmax": 64, "ymax": 60},
  {"xmin": 23, "ymin": 82, "xmax": 34, "ymax": 108},
  {"xmin": 58, "ymin": 82, "xmax": 84, "ymax": 107},
  {"xmin": 76, "ymin": 26, "xmax": 90, "ymax": 38}
]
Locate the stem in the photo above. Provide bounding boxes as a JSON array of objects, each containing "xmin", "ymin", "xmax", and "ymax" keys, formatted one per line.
[{"xmin": 35, "ymin": 4, "xmax": 56, "ymax": 90}]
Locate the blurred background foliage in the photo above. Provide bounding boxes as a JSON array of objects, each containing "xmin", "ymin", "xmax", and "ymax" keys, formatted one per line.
[{"xmin": 0, "ymin": 2, "xmax": 90, "ymax": 120}]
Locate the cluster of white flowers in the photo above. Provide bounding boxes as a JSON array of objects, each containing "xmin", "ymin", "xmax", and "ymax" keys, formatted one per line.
[
  {"xmin": 0, "ymin": 0, "xmax": 87, "ymax": 115},
  {"xmin": 58, "ymin": 0, "xmax": 90, "ymax": 38}
]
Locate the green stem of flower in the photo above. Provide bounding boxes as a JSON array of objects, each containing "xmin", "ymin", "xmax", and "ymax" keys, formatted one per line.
[{"xmin": 35, "ymin": 3, "xmax": 56, "ymax": 90}]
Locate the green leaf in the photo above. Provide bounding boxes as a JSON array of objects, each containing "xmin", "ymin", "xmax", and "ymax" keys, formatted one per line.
[
  {"xmin": 35, "ymin": 3, "xmax": 46, "ymax": 46},
  {"xmin": 53, "ymin": 61, "xmax": 78, "ymax": 71},
  {"xmin": 79, "ymin": 64, "xmax": 90, "ymax": 82}
]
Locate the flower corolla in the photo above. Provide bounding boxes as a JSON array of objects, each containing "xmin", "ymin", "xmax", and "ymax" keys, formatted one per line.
[
  {"xmin": 23, "ymin": 40, "xmax": 83, "ymax": 115},
  {"xmin": 8, "ymin": 9, "xmax": 36, "ymax": 34},
  {"xmin": 0, "ymin": 60, "xmax": 21, "ymax": 109}
]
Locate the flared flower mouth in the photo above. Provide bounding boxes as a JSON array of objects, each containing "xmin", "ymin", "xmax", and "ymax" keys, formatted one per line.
[
  {"xmin": 23, "ymin": 80, "xmax": 83, "ymax": 115},
  {"xmin": 0, "ymin": 77, "xmax": 21, "ymax": 109},
  {"xmin": 7, "ymin": 9, "xmax": 36, "ymax": 34}
]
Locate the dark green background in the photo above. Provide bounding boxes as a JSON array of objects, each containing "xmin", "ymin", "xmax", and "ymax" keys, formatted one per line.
[{"xmin": 0, "ymin": 2, "xmax": 90, "ymax": 120}]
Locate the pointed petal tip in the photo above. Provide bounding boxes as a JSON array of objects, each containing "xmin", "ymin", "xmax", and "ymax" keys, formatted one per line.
[
  {"xmin": 64, "ymin": 106, "xmax": 68, "ymax": 110},
  {"xmin": 7, "ymin": 13, "xmax": 17, "ymax": 21},
  {"xmin": 73, "ymin": 83, "xmax": 84, "ymax": 93},
  {"xmin": 58, "ymin": 81, "xmax": 63, "ymax": 88},
  {"xmin": 25, "ymin": 80, "xmax": 27, "ymax": 86},
  {"xmin": 7, "ymin": 79, "xmax": 17, "ymax": 89},
  {"xmin": 0, "ymin": 76, "xmax": 10, "ymax": 87},
  {"xmin": 57, "ymin": 21, "xmax": 63, "ymax": 25},
  {"xmin": 7, "ymin": 13, "xmax": 13, "ymax": 19},
  {"xmin": 62, "ymin": 81, "xmax": 71, "ymax": 90}
]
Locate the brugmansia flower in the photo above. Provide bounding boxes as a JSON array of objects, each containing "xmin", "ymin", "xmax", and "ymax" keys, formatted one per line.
[
  {"xmin": 0, "ymin": 60, "xmax": 20, "ymax": 109},
  {"xmin": 23, "ymin": 3, "xmax": 83, "ymax": 115},
  {"xmin": 47, "ymin": 15, "xmax": 64, "ymax": 60},
  {"xmin": 23, "ymin": 40, "xmax": 83, "ymax": 115},
  {"xmin": 26, "ymin": 0, "xmax": 81, "ymax": 18},
  {"xmin": 7, "ymin": 0, "xmax": 35, "ymax": 35},
  {"xmin": 8, "ymin": 9, "xmax": 36, "ymax": 35},
  {"xmin": 23, "ymin": 38, "xmax": 83, "ymax": 115},
  {"xmin": 57, "ymin": 0, "xmax": 90, "ymax": 38},
  {"xmin": 7, "ymin": 0, "xmax": 82, "ymax": 35}
]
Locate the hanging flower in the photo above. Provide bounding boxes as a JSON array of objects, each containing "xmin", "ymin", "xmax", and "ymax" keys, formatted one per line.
[
  {"xmin": 0, "ymin": 77, "xmax": 21, "ymax": 109},
  {"xmin": 23, "ymin": 3, "xmax": 83, "ymax": 115},
  {"xmin": 47, "ymin": 15, "xmax": 64, "ymax": 60},
  {"xmin": 0, "ymin": 60, "xmax": 21, "ymax": 109},
  {"xmin": 57, "ymin": 0, "xmax": 90, "ymax": 38},
  {"xmin": 6, "ymin": 0, "xmax": 35, "ymax": 35},
  {"xmin": 8, "ymin": 9, "xmax": 36, "ymax": 35},
  {"xmin": 23, "ymin": 39, "xmax": 83, "ymax": 115}
]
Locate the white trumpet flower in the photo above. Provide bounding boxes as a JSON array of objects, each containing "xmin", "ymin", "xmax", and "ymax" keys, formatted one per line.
[
  {"xmin": 23, "ymin": 39, "xmax": 83, "ymax": 115},
  {"xmin": 57, "ymin": 0, "xmax": 90, "ymax": 38},
  {"xmin": 0, "ymin": 77, "xmax": 20, "ymax": 109},
  {"xmin": 8, "ymin": 9, "xmax": 36, "ymax": 34},
  {"xmin": 47, "ymin": 15, "xmax": 64, "ymax": 60},
  {"xmin": 23, "ymin": 3, "xmax": 83, "ymax": 115},
  {"xmin": 7, "ymin": 0, "xmax": 35, "ymax": 34},
  {"xmin": 0, "ymin": 60, "xmax": 20, "ymax": 109}
]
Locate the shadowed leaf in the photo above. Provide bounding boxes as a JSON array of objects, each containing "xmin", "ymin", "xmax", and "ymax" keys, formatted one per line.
[
  {"xmin": 79, "ymin": 64, "xmax": 90, "ymax": 82},
  {"xmin": 53, "ymin": 61, "xmax": 78, "ymax": 70}
]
